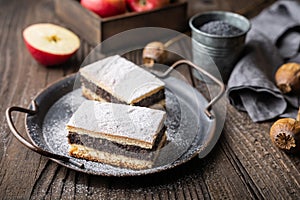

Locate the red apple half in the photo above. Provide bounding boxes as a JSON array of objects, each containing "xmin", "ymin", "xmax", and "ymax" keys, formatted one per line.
[
  {"xmin": 81, "ymin": 0, "xmax": 126, "ymax": 18},
  {"xmin": 23, "ymin": 23, "xmax": 80, "ymax": 66},
  {"xmin": 126, "ymin": 0, "xmax": 170, "ymax": 12}
]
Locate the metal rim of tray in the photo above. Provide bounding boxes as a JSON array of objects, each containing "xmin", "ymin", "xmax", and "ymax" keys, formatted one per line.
[{"xmin": 6, "ymin": 60, "xmax": 225, "ymax": 176}]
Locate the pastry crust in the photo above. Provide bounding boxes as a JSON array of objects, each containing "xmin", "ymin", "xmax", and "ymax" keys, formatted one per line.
[{"xmin": 69, "ymin": 144, "xmax": 153, "ymax": 169}]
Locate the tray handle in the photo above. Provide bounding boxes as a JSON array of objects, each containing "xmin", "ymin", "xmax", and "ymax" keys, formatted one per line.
[
  {"xmin": 5, "ymin": 101, "xmax": 84, "ymax": 169},
  {"xmin": 155, "ymin": 59, "xmax": 225, "ymax": 119}
]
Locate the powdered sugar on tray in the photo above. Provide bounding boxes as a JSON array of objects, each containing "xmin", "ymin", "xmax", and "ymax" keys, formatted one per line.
[
  {"xmin": 43, "ymin": 89, "xmax": 85, "ymax": 156},
  {"xmin": 41, "ymin": 81, "xmax": 204, "ymax": 176}
]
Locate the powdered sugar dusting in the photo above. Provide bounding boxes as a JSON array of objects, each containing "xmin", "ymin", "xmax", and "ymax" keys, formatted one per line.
[
  {"xmin": 43, "ymin": 89, "xmax": 84, "ymax": 155},
  {"xmin": 37, "ymin": 76, "xmax": 208, "ymax": 176}
]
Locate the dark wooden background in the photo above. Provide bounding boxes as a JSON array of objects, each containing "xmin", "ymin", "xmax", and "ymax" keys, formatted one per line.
[{"xmin": 2, "ymin": 0, "xmax": 300, "ymax": 199}]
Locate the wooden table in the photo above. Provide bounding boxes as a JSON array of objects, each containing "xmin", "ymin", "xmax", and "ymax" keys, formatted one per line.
[{"xmin": 2, "ymin": 0, "xmax": 300, "ymax": 199}]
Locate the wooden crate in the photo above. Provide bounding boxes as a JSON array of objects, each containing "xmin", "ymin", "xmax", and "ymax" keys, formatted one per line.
[{"xmin": 54, "ymin": 0, "xmax": 188, "ymax": 50}]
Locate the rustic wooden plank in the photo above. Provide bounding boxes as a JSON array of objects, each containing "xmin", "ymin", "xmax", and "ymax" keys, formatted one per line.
[
  {"xmin": 54, "ymin": 0, "xmax": 101, "ymax": 46},
  {"xmin": 2, "ymin": 0, "xmax": 300, "ymax": 200},
  {"xmin": 223, "ymin": 106, "xmax": 300, "ymax": 199},
  {"xmin": 230, "ymin": 0, "xmax": 268, "ymax": 13},
  {"xmin": 187, "ymin": 0, "xmax": 276, "ymax": 18},
  {"xmin": 233, "ymin": 0, "xmax": 276, "ymax": 18},
  {"xmin": 191, "ymin": 75, "xmax": 261, "ymax": 198},
  {"xmin": 29, "ymin": 161, "xmax": 61, "ymax": 199},
  {"xmin": 188, "ymin": 0, "xmax": 231, "ymax": 18},
  {"xmin": 59, "ymin": 170, "xmax": 77, "ymax": 199},
  {"xmin": 186, "ymin": 0, "xmax": 300, "ymax": 198},
  {"xmin": 194, "ymin": 145, "xmax": 254, "ymax": 199},
  {"xmin": 0, "ymin": 0, "xmax": 69, "ymax": 199},
  {"xmin": 193, "ymin": 77, "xmax": 300, "ymax": 199},
  {"xmin": 220, "ymin": 139, "xmax": 264, "ymax": 200}
]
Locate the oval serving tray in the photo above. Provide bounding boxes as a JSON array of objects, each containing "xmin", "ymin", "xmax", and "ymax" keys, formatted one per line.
[{"xmin": 6, "ymin": 60, "xmax": 225, "ymax": 176}]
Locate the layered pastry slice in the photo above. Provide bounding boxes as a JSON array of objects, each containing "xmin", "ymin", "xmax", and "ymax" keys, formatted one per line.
[
  {"xmin": 79, "ymin": 55, "xmax": 165, "ymax": 107},
  {"xmin": 66, "ymin": 100, "xmax": 167, "ymax": 169}
]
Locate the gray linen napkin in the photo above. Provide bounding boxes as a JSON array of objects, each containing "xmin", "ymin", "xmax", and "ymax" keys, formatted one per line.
[{"xmin": 227, "ymin": 0, "xmax": 300, "ymax": 122}]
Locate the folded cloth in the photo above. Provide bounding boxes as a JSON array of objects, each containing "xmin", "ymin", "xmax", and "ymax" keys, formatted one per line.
[{"xmin": 227, "ymin": 0, "xmax": 300, "ymax": 122}]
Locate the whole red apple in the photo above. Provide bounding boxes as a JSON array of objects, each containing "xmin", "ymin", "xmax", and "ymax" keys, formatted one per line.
[
  {"xmin": 126, "ymin": 0, "xmax": 170, "ymax": 12},
  {"xmin": 81, "ymin": 0, "xmax": 126, "ymax": 18},
  {"xmin": 23, "ymin": 23, "xmax": 80, "ymax": 66}
]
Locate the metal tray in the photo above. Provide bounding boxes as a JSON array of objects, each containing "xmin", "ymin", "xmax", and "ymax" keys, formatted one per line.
[{"xmin": 6, "ymin": 60, "xmax": 225, "ymax": 176}]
